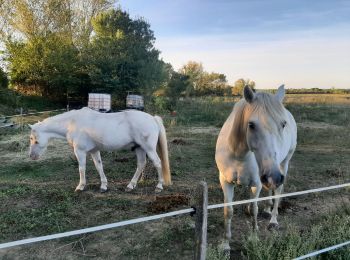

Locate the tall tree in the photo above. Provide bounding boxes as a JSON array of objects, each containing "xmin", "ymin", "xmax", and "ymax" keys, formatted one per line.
[
  {"xmin": 165, "ymin": 71, "xmax": 190, "ymax": 109},
  {"xmin": 0, "ymin": 0, "xmax": 113, "ymax": 45},
  {"xmin": 179, "ymin": 61, "xmax": 203, "ymax": 97},
  {"xmin": 0, "ymin": 0, "xmax": 113, "ymax": 99},
  {"xmin": 180, "ymin": 61, "xmax": 230, "ymax": 96},
  {"xmin": 232, "ymin": 78, "xmax": 255, "ymax": 96},
  {"xmin": 87, "ymin": 8, "xmax": 168, "ymax": 99}
]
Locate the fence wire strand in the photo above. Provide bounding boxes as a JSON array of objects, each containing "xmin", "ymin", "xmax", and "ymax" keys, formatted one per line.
[
  {"xmin": 294, "ymin": 240, "xmax": 350, "ymax": 260},
  {"xmin": 0, "ymin": 182, "xmax": 348, "ymax": 257}
]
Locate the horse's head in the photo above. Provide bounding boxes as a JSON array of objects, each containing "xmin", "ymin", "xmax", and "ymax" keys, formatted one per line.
[
  {"xmin": 243, "ymin": 85, "xmax": 287, "ymax": 190},
  {"xmin": 29, "ymin": 123, "xmax": 49, "ymax": 160}
]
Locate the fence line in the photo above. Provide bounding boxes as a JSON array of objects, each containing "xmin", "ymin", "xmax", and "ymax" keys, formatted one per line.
[
  {"xmin": 0, "ymin": 182, "xmax": 349, "ymax": 254},
  {"xmin": 1, "ymin": 109, "xmax": 66, "ymax": 119},
  {"xmin": 0, "ymin": 208, "xmax": 194, "ymax": 250},
  {"xmin": 0, "ymin": 123, "xmax": 14, "ymax": 128},
  {"xmin": 207, "ymin": 182, "xmax": 350, "ymax": 209},
  {"xmin": 294, "ymin": 240, "xmax": 350, "ymax": 260}
]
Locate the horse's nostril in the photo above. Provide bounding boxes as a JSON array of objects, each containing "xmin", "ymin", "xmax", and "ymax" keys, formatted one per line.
[
  {"xmin": 280, "ymin": 174, "xmax": 285, "ymax": 184},
  {"xmin": 274, "ymin": 173, "xmax": 284, "ymax": 187},
  {"xmin": 261, "ymin": 174, "xmax": 268, "ymax": 184}
]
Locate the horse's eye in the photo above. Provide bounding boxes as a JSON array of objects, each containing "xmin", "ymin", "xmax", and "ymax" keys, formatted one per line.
[
  {"xmin": 248, "ymin": 122, "xmax": 255, "ymax": 130},
  {"xmin": 281, "ymin": 121, "xmax": 287, "ymax": 128},
  {"xmin": 35, "ymin": 141, "xmax": 39, "ymax": 144}
]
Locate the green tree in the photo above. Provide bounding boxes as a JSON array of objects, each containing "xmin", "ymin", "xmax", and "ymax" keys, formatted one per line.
[
  {"xmin": 165, "ymin": 71, "xmax": 190, "ymax": 110},
  {"xmin": 179, "ymin": 61, "xmax": 203, "ymax": 97},
  {"xmin": 5, "ymin": 34, "xmax": 80, "ymax": 99},
  {"xmin": 87, "ymin": 9, "xmax": 168, "ymax": 100},
  {"xmin": 179, "ymin": 61, "xmax": 229, "ymax": 96},
  {"xmin": 0, "ymin": 0, "xmax": 113, "ymax": 100},
  {"xmin": 232, "ymin": 78, "xmax": 256, "ymax": 96}
]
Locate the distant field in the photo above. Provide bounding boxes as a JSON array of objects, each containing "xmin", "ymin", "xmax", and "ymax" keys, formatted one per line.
[
  {"xmin": 0, "ymin": 96, "xmax": 349, "ymax": 259},
  {"xmin": 285, "ymin": 93, "xmax": 350, "ymax": 105}
]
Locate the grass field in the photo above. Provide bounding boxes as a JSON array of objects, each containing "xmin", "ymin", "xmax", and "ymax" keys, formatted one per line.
[{"xmin": 0, "ymin": 94, "xmax": 350, "ymax": 259}]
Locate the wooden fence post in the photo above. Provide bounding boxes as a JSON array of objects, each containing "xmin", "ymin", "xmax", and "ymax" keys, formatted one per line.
[
  {"xmin": 194, "ymin": 181, "xmax": 208, "ymax": 260},
  {"xmin": 20, "ymin": 107, "xmax": 23, "ymax": 129}
]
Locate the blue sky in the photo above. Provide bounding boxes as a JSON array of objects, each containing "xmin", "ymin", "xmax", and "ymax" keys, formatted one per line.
[{"xmin": 119, "ymin": 0, "xmax": 350, "ymax": 88}]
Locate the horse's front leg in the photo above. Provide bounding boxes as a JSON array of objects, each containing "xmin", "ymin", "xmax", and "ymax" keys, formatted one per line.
[
  {"xmin": 268, "ymin": 184, "xmax": 283, "ymax": 230},
  {"xmin": 74, "ymin": 148, "xmax": 87, "ymax": 192},
  {"xmin": 219, "ymin": 172, "xmax": 234, "ymax": 252},
  {"xmin": 91, "ymin": 151, "xmax": 108, "ymax": 193},
  {"xmin": 263, "ymin": 189, "xmax": 273, "ymax": 217},
  {"xmin": 126, "ymin": 148, "xmax": 146, "ymax": 192},
  {"xmin": 268, "ymin": 155, "xmax": 291, "ymax": 229},
  {"xmin": 250, "ymin": 183, "xmax": 262, "ymax": 231}
]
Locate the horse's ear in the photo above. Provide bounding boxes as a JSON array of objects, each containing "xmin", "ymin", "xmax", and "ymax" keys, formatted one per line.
[
  {"xmin": 244, "ymin": 85, "xmax": 255, "ymax": 103},
  {"xmin": 28, "ymin": 124, "xmax": 33, "ymax": 129},
  {"xmin": 275, "ymin": 84, "xmax": 285, "ymax": 103}
]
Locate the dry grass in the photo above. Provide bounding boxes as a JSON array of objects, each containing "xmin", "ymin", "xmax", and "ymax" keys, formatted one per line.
[
  {"xmin": 285, "ymin": 93, "xmax": 350, "ymax": 105},
  {"xmin": 0, "ymin": 97, "xmax": 349, "ymax": 259}
]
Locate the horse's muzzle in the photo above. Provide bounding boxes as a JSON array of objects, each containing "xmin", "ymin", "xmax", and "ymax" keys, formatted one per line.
[{"xmin": 261, "ymin": 171, "xmax": 284, "ymax": 189}]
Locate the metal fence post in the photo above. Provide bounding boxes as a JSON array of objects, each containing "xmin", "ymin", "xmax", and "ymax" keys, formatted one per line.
[{"xmin": 194, "ymin": 181, "xmax": 208, "ymax": 260}]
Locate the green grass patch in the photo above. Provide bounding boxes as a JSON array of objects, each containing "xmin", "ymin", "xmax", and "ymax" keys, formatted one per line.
[{"xmin": 242, "ymin": 206, "xmax": 350, "ymax": 260}]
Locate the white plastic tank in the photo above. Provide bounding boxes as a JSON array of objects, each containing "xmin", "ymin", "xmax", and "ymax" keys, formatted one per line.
[
  {"xmin": 88, "ymin": 93, "xmax": 111, "ymax": 112},
  {"xmin": 126, "ymin": 94, "xmax": 144, "ymax": 110}
]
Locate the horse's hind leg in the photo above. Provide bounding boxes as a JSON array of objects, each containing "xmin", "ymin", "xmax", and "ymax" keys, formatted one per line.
[
  {"xmin": 74, "ymin": 148, "xmax": 87, "ymax": 192},
  {"xmin": 219, "ymin": 172, "xmax": 234, "ymax": 251},
  {"xmin": 91, "ymin": 151, "xmax": 108, "ymax": 193},
  {"xmin": 126, "ymin": 148, "xmax": 146, "ymax": 192},
  {"xmin": 145, "ymin": 149, "xmax": 163, "ymax": 193}
]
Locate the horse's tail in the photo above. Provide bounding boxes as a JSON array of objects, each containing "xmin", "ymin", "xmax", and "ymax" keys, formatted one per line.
[{"xmin": 154, "ymin": 116, "xmax": 172, "ymax": 186}]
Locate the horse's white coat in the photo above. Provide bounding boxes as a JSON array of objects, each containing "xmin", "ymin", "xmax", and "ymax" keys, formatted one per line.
[
  {"xmin": 215, "ymin": 85, "xmax": 297, "ymax": 250},
  {"xmin": 29, "ymin": 108, "xmax": 171, "ymax": 192}
]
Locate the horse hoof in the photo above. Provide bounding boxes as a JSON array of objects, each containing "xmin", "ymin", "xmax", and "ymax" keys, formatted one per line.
[
  {"xmin": 100, "ymin": 188, "xmax": 108, "ymax": 193},
  {"xmin": 75, "ymin": 187, "xmax": 85, "ymax": 192},
  {"xmin": 261, "ymin": 211, "xmax": 271, "ymax": 219},
  {"xmin": 155, "ymin": 187, "xmax": 163, "ymax": 193},
  {"xmin": 268, "ymin": 223, "xmax": 279, "ymax": 231}
]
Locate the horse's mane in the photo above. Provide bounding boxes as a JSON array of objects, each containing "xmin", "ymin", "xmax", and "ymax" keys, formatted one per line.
[{"xmin": 229, "ymin": 92, "xmax": 287, "ymax": 153}]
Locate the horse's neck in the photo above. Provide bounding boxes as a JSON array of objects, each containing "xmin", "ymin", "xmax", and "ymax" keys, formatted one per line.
[{"xmin": 41, "ymin": 114, "xmax": 72, "ymax": 139}]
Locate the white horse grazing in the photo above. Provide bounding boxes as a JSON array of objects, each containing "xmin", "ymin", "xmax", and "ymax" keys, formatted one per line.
[
  {"xmin": 215, "ymin": 85, "xmax": 297, "ymax": 250},
  {"xmin": 29, "ymin": 107, "xmax": 171, "ymax": 193}
]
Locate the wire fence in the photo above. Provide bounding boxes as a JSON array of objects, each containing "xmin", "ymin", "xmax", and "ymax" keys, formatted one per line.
[
  {"xmin": 1, "ymin": 109, "xmax": 66, "ymax": 119},
  {"xmin": 0, "ymin": 109, "xmax": 66, "ymax": 128},
  {"xmin": 0, "ymin": 182, "xmax": 349, "ymax": 259},
  {"xmin": 0, "ymin": 108, "xmax": 349, "ymax": 257}
]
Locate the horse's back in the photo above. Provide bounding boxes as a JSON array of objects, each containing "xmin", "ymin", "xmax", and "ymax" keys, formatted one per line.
[{"xmin": 69, "ymin": 108, "xmax": 159, "ymax": 151}]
